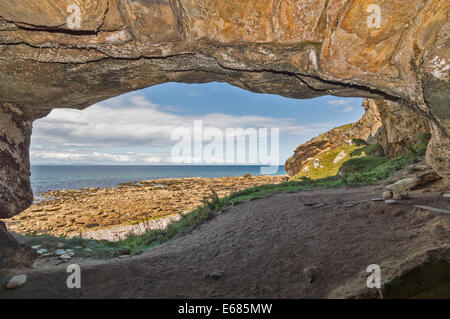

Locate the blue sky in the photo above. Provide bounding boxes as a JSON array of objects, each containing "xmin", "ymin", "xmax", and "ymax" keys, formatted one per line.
[{"xmin": 30, "ymin": 82, "xmax": 364, "ymax": 165}]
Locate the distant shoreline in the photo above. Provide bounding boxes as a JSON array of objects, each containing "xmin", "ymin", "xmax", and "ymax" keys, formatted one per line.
[
  {"xmin": 6, "ymin": 175, "xmax": 288, "ymax": 239},
  {"xmin": 30, "ymin": 165, "xmax": 287, "ymax": 194}
]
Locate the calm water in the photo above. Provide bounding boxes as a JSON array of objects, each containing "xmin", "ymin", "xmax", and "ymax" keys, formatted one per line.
[{"xmin": 30, "ymin": 165, "xmax": 286, "ymax": 194}]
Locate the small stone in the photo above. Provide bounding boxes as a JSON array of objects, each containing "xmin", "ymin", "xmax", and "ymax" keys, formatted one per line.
[
  {"xmin": 385, "ymin": 200, "xmax": 397, "ymax": 205},
  {"xmin": 84, "ymin": 248, "xmax": 93, "ymax": 252},
  {"xmin": 55, "ymin": 249, "xmax": 67, "ymax": 256},
  {"xmin": 444, "ymin": 194, "xmax": 450, "ymax": 198},
  {"xmin": 344, "ymin": 202, "xmax": 357, "ymax": 207},
  {"xmin": 371, "ymin": 198, "xmax": 385, "ymax": 202},
  {"xmin": 118, "ymin": 255, "xmax": 131, "ymax": 259},
  {"xmin": 31, "ymin": 245, "xmax": 41, "ymax": 250},
  {"xmin": 207, "ymin": 270, "xmax": 224, "ymax": 279},
  {"xmin": 36, "ymin": 249, "xmax": 47, "ymax": 254},
  {"xmin": 56, "ymin": 242, "xmax": 65, "ymax": 249},
  {"xmin": 6, "ymin": 275, "xmax": 27, "ymax": 289},
  {"xmin": 382, "ymin": 191, "xmax": 393, "ymax": 199},
  {"xmin": 74, "ymin": 246, "xmax": 83, "ymax": 249},
  {"xmin": 59, "ymin": 254, "xmax": 72, "ymax": 260}
]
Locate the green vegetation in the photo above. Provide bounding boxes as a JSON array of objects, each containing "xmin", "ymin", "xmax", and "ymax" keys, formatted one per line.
[
  {"xmin": 293, "ymin": 145, "xmax": 361, "ymax": 180},
  {"xmin": 293, "ymin": 133, "xmax": 431, "ymax": 185}
]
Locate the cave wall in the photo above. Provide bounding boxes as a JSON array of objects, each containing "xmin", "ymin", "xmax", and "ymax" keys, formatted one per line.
[{"xmin": 0, "ymin": 0, "xmax": 448, "ymax": 220}]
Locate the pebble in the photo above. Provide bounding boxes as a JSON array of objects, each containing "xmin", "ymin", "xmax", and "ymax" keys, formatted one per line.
[
  {"xmin": 118, "ymin": 255, "xmax": 131, "ymax": 259},
  {"xmin": 31, "ymin": 245, "xmax": 41, "ymax": 250},
  {"xmin": 6, "ymin": 275, "xmax": 27, "ymax": 289},
  {"xmin": 36, "ymin": 249, "xmax": 48, "ymax": 254},
  {"xmin": 371, "ymin": 198, "xmax": 385, "ymax": 202},
  {"xmin": 444, "ymin": 194, "xmax": 450, "ymax": 198},
  {"xmin": 84, "ymin": 248, "xmax": 93, "ymax": 252},
  {"xmin": 59, "ymin": 254, "xmax": 72, "ymax": 260},
  {"xmin": 385, "ymin": 200, "xmax": 397, "ymax": 205},
  {"xmin": 55, "ymin": 249, "xmax": 67, "ymax": 256},
  {"xmin": 56, "ymin": 242, "xmax": 65, "ymax": 248}
]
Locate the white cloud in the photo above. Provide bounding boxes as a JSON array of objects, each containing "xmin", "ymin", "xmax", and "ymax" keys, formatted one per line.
[
  {"xmin": 30, "ymin": 150, "xmax": 164, "ymax": 164},
  {"xmin": 30, "ymin": 93, "xmax": 331, "ymax": 164},
  {"xmin": 327, "ymin": 99, "xmax": 359, "ymax": 113}
]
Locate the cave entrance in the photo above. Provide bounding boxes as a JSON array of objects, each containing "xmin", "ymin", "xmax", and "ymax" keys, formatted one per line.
[{"xmin": 7, "ymin": 82, "xmax": 364, "ymax": 238}]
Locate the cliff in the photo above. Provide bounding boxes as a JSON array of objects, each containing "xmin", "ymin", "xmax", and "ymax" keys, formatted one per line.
[{"xmin": 285, "ymin": 98, "xmax": 431, "ymax": 177}]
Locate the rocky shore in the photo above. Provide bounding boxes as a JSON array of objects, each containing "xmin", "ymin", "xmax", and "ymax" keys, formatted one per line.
[{"xmin": 2, "ymin": 175, "xmax": 287, "ymax": 238}]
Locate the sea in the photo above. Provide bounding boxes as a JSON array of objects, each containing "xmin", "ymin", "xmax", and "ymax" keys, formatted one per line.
[{"xmin": 30, "ymin": 165, "xmax": 287, "ymax": 194}]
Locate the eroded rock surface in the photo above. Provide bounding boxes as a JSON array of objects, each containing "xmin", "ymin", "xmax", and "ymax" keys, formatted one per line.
[
  {"xmin": 0, "ymin": 1, "xmax": 449, "ymax": 266},
  {"xmin": 285, "ymin": 100, "xmax": 382, "ymax": 176},
  {"xmin": 285, "ymin": 98, "xmax": 433, "ymax": 177}
]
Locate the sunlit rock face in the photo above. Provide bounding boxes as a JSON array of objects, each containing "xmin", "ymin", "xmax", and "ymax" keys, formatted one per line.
[
  {"xmin": 371, "ymin": 99, "xmax": 431, "ymax": 159},
  {"xmin": 0, "ymin": 1, "xmax": 448, "ymax": 226},
  {"xmin": 285, "ymin": 98, "xmax": 432, "ymax": 177}
]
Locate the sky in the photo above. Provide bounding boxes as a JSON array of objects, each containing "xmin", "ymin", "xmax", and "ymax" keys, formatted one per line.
[{"xmin": 30, "ymin": 82, "xmax": 364, "ymax": 166}]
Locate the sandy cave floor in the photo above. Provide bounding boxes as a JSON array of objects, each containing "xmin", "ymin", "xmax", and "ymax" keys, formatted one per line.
[{"xmin": 1, "ymin": 185, "xmax": 449, "ymax": 299}]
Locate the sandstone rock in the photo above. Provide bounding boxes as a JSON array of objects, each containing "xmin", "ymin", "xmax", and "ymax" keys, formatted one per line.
[
  {"xmin": 382, "ymin": 191, "xmax": 393, "ymax": 199},
  {"xmin": 6, "ymin": 274, "xmax": 27, "ymax": 289},
  {"xmin": 386, "ymin": 171, "xmax": 442, "ymax": 193},
  {"xmin": 285, "ymin": 109, "xmax": 381, "ymax": 176},
  {"xmin": 369, "ymin": 100, "xmax": 430, "ymax": 158},
  {"xmin": 393, "ymin": 192, "xmax": 409, "ymax": 200}
]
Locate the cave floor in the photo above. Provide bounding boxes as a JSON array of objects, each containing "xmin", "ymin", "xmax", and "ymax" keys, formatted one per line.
[{"xmin": 1, "ymin": 185, "xmax": 449, "ymax": 299}]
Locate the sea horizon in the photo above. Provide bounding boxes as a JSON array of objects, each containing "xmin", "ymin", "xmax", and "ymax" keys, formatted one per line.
[{"xmin": 30, "ymin": 164, "xmax": 287, "ymax": 194}]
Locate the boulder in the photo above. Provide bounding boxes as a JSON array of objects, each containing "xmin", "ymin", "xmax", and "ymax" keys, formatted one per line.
[{"xmin": 386, "ymin": 171, "xmax": 442, "ymax": 193}]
